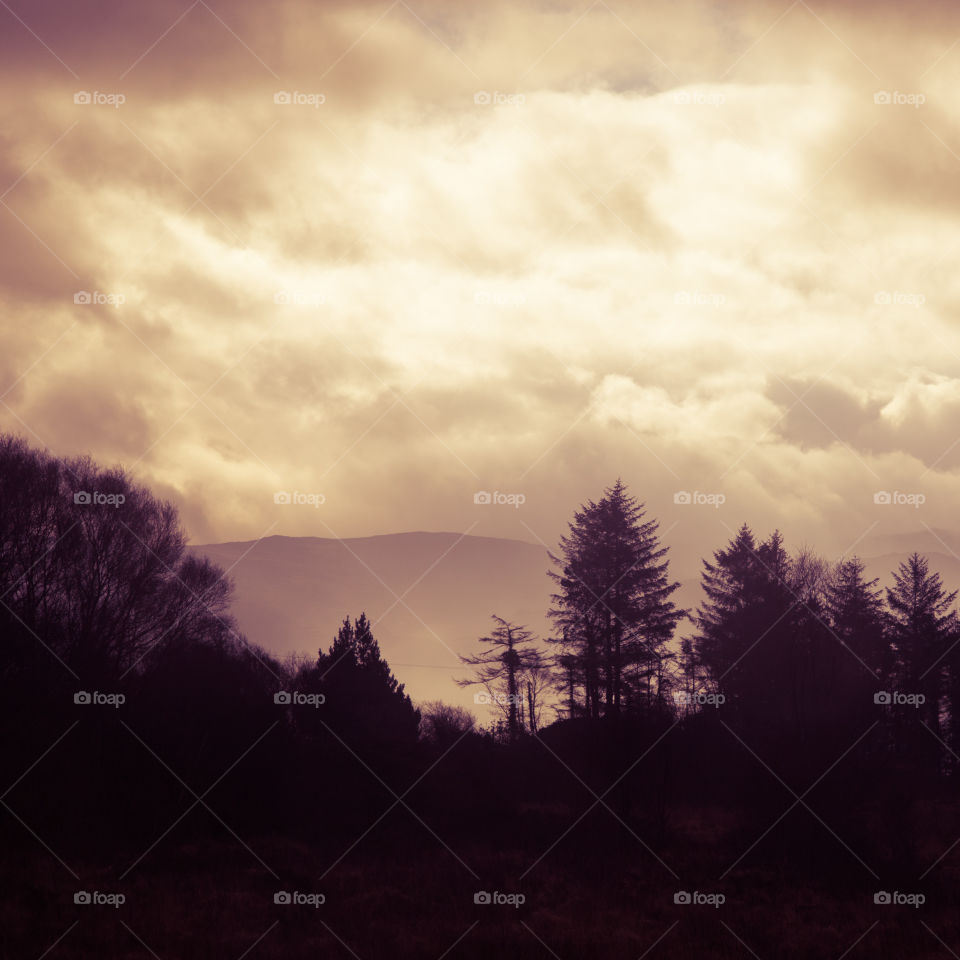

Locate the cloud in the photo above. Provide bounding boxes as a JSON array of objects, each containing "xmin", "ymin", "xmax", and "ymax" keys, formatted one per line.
[
  {"xmin": 767, "ymin": 377, "xmax": 879, "ymax": 451},
  {"xmin": 3, "ymin": 0, "xmax": 960, "ymax": 576},
  {"xmin": 765, "ymin": 373, "xmax": 960, "ymax": 472}
]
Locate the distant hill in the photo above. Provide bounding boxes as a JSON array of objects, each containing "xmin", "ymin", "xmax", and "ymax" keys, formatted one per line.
[
  {"xmin": 189, "ymin": 528, "xmax": 960, "ymax": 718},
  {"xmin": 188, "ymin": 532, "xmax": 554, "ymax": 716}
]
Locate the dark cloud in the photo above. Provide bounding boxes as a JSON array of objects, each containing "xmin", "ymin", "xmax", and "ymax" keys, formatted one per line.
[
  {"xmin": 769, "ymin": 374, "xmax": 960, "ymax": 471},
  {"xmin": 767, "ymin": 376, "xmax": 879, "ymax": 451}
]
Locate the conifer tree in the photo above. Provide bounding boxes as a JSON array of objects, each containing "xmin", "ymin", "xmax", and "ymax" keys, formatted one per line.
[
  {"xmin": 886, "ymin": 554, "xmax": 957, "ymax": 739},
  {"xmin": 549, "ymin": 480, "xmax": 682, "ymax": 718}
]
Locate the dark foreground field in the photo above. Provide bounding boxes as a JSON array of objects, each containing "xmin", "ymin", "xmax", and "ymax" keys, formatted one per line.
[{"xmin": 5, "ymin": 795, "xmax": 960, "ymax": 960}]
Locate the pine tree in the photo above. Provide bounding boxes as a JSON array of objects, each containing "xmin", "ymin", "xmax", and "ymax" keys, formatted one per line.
[
  {"xmin": 825, "ymin": 557, "xmax": 889, "ymax": 682},
  {"xmin": 886, "ymin": 554, "xmax": 957, "ymax": 740},
  {"xmin": 318, "ymin": 613, "xmax": 419, "ymax": 746},
  {"xmin": 693, "ymin": 524, "xmax": 763, "ymax": 703},
  {"xmin": 693, "ymin": 526, "xmax": 799, "ymax": 724},
  {"xmin": 548, "ymin": 480, "xmax": 682, "ymax": 719}
]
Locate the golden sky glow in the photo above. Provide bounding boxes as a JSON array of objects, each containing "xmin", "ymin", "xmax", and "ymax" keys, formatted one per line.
[{"xmin": 3, "ymin": 0, "xmax": 960, "ymax": 574}]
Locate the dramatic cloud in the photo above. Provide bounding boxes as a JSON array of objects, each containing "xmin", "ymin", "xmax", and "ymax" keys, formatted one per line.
[{"xmin": 2, "ymin": 0, "xmax": 960, "ymax": 576}]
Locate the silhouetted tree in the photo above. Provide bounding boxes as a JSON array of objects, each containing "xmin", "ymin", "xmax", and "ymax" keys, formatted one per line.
[
  {"xmin": 886, "ymin": 554, "xmax": 957, "ymax": 746},
  {"xmin": 520, "ymin": 650, "xmax": 551, "ymax": 733},
  {"xmin": 694, "ymin": 527, "xmax": 832, "ymax": 738},
  {"xmin": 457, "ymin": 615, "xmax": 541, "ymax": 740},
  {"xmin": 825, "ymin": 556, "xmax": 890, "ymax": 682},
  {"xmin": 0, "ymin": 434, "xmax": 235, "ymax": 689},
  {"xmin": 693, "ymin": 524, "xmax": 766, "ymax": 708},
  {"xmin": 317, "ymin": 613, "xmax": 420, "ymax": 747},
  {"xmin": 548, "ymin": 480, "xmax": 682, "ymax": 719},
  {"xmin": 419, "ymin": 700, "xmax": 476, "ymax": 747}
]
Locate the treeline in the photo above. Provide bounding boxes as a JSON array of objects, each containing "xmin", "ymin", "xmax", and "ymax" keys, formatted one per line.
[
  {"xmin": 452, "ymin": 478, "xmax": 960, "ymax": 877},
  {"xmin": 0, "ymin": 435, "xmax": 425, "ymax": 858},
  {"xmin": 1, "ymin": 434, "xmax": 957, "ymax": 881},
  {"xmin": 463, "ymin": 478, "xmax": 960, "ymax": 773}
]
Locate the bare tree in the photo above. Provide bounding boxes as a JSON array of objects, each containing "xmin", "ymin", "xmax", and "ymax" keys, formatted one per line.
[
  {"xmin": 0, "ymin": 434, "xmax": 237, "ymax": 685},
  {"xmin": 456, "ymin": 615, "xmax": 541, "ymax": 740}
]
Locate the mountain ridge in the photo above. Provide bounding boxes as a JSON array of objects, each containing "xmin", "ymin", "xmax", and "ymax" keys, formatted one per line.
[{"xmin": 189, "ymin": 528, "xmax": 960, "ymax": 717}]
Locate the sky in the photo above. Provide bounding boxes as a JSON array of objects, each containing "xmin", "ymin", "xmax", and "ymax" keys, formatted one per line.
[{"xmin": 3, "ymin": 0, "xmax": 960, "ymax": 577}]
